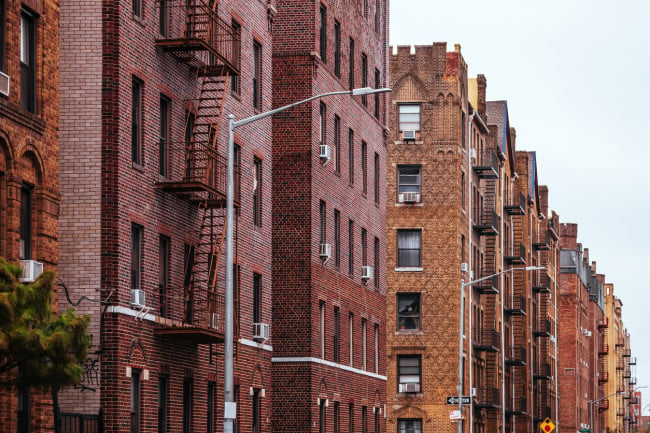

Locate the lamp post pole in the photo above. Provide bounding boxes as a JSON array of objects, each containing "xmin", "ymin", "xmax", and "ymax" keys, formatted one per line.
[
  {"xmin": 222, "ymin": 86, "xmax": 391, "ymax": 433},
  {"xmin": 456, "ymin": 265, "xmax": 544, "ymax": 433},
  {"xmin": 589, "ymin": 386, "xmax": 647, "ymax": 433}
]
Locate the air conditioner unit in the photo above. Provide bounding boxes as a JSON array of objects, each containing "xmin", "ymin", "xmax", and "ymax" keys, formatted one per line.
[
  {"xmin": 361, "ymin": 266, "xmax": 373, "ymax": 280},
  {"xmin": 253, "ymin": 322, "xmax": 270, "ymax": 341},
  {"xmin": 470, "ymin": 148, "xmax": 477, "ymax": 159},
  {"xmin": 319, "ymin": 144, "xmax": 332, "ymax": 161},
  {"xmin": 320, "ymin": 243, "xmax": 331, "ymax": 259},
  {"xmin": 460, "ymin": 263, "xmax": 468, "ymax": 272},
  {"xmin": 130, "ymin": 289, "xmax": 146, "ymax": 307},
  {"xmin": 0, "ymin": 72, "xmax": 9, "ymax": 97},
  {"xmin": 471, "ymin": 387, "xmax": 477, "ymax": 397},
  {"xmin": 210, "ymin": 313, "xmax": 220, "ymax": 330},
  {"xmin": 399, "ymin": 191, "xmax": 420, "ymax": 203},
  {"xmin": 399, "ymin": 383, "xmax": 420, "ymax": 393},
  {"xmin": 20, "ymin": 260, "xmax": 43, "ymax": 282},
  {"xmin": 401, "ymin": 130, "xmax": 417, "ymax": 140}
]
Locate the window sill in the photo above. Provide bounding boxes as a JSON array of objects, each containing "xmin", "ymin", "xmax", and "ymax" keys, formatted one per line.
[
  {"xmin": 396, "ymin": 392, "xmax": 423, "ymax": 398},
  {"xmin": 131, "ymin": 162, "xmax": 144, "ymax": 172},
  {"xmin": 132, "ymin": 14, "xmax": 146, "ymax": 27},
  {"xmin": 395, "ymin": 330, "xmax": 423, "ymax": 335},
  {"xmin": 395, "ymin": 267, "xmax": 423, "ymax": 272},
  {"xmin": 395, "ymin": 140, "xmax": 423, "ymax": 145}
]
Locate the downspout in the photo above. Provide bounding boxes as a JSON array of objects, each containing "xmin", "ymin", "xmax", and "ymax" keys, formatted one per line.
[
  {"xmin": 500, "ymin": 156, "xmax": 506, "ymax": 433},
  {"xmin": 468, "ymin": 110, "xmax": 475, "ymax": 433},
  {"xmin": 554, "ymin": 235, "xmax": 559, "ymax": 430}
]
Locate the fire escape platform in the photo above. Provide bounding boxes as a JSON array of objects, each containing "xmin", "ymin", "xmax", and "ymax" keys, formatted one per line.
[{"xmin": 155, "ymin": 325, "xmax": 225, "ymax": 344}]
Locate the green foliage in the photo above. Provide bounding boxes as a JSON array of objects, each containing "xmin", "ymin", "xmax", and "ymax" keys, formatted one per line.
[{"xmin": 0, "ymin": 258, "xmax": 91, "ymax": 390}]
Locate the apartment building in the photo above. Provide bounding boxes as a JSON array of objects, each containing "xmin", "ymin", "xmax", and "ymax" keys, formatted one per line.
[
  {"xmin": 58, "ymin": 0, "xmax": 275, "ymax": 430},
  {"xmin": 0, "ymin": 0, "xmax": 61, "ymax": 428},
  {"xmin": 270, "ymin": 0, "xmax": 389, "ymax": 431},
  {"xmin": 558, "ymin": 224, "xmax": 608, "ymax": 432}
]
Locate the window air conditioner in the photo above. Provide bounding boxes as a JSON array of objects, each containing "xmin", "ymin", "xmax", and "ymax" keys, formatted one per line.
[
  {"xmin": 210, "ymin": 313, "xmax": 220, "ymax": 330},
  {"xmin": 399, "ymin": 383, "xmax": 420, "ymax": 393},
  {"xmin": 401, "ymin": 130, "xmax": 417, "ymax": 140},
  {"xmin": 0, "ymin": 72, "xmax": 9, "ymax": 97},
  {"xmin": 130, "ymin": 289, "xmax": 146, "ymax": 307},
  {"xmin": 399, "ymin": 192, "xmax": 420, "ymax": 203},
  {"xmin": 319, "ymin": 144, "xmax": 332, "ymax": 161},
  {"xmin": 361, "ymin": 265, "xmax": 373, "ymax": 280},
  {"xmin": 20, "ymin": 260, "xmax": 43, "ymax": 282},
  {"xmin": 470, "ymin": 148, "xmax": 477, "ymax": 159},
  {"xmin": 320, "ymin": 243, "xmax": 332, "ymax": 259},
  {"xmin": 253, "ymin": 322, "xmax": 270, "ymax": 341},
  {"xmin": 460, "ymin": 263, "xmax": 469, "ymax": 272}
]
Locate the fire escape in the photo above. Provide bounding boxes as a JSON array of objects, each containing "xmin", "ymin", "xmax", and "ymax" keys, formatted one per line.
[
  {"xmin": 154, "ymin": 0, "xmax": 241, "ymax": 344},
  {"xmin": 504, "ymin": 183, "xmax": 528, "ymax": 424},
  {"xmin": 472, "ymin": 147, "xmax": 500, "ymax": 427}
]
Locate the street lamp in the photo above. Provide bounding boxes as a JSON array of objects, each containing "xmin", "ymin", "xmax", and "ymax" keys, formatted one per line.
[
  {"xmin": 222, "ymin": 86, "xmax": 391, "ymax": 433},
  {"xmin": 456, "ymin": 265, "xmax": 544, "ymax": 433},
  {"xmin": 589, "ymin": 386, "xmax": 647, "ymax": 433}
]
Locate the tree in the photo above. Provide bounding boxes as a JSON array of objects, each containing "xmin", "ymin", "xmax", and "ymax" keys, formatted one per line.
[{"xmin": 0, "ymin": 258, "xmax": 91, "ymax": 390}]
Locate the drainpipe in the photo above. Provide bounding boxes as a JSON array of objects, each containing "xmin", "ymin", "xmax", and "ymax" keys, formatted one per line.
[{"xmin": 468, "ymin": 110, "xmax": 474, "ymax": 433}]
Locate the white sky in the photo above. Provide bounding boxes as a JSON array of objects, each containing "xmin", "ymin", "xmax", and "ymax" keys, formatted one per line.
[{"xmin": 390, "ymin": 0, "xmax": 650, "ymax": 410}]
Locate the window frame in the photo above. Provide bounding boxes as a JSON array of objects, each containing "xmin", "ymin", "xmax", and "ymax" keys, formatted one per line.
[
  {"xmin": 253, "ymin": 157, "xmax": 262, "ymax": 227},
  {"xmin": 333, "ymin": 209, "xmax": 340, "ymax": 268},
  {"xmin": 0, "ymin": 0, "xmax": 5, "ymax": 72},
  {"xmin": 398, "ymin": 419, "xmax": 423, "ymax": 433},
  {"xmin": 319, "ymin": 300, "xmax": 325, "ymax": 358},
  {"xmin": 158, "ymin": 375, "xmax": 169, "ymax": 433},
  {"xmin": 333, "ymin": 115, "xmax": 341, "ymax": 173},
  {"xmin": 230, "ymin": 19, "xmax": 242, "ymax": 95},
  {"xmin": 348, "ymin": 128, "xmax": 354, "ymax": 185},
  {"xmin": 348, "ymin": 38, "xmax": 355, "ymax": 90},
  {"xmin": 158, "ymin": 235, "xmax": 170, "ymax": 317},
  {"xmin": 333, "ymin": 306, "xmax": 340, "ymax": 363},
  {"xmin": 374, "ymin": 152, "xmax": 380, "ymax": 204},
  {"xmin": 361, "ymin": 53, "xmax": 368, "ymax": 106},
  {"xmin": 19, "ymin": 185, "xmax": 33, "ymax": 260},
  {"xmin": 348, "ymin": 219, "xmax": 354, "ymax": 276},
  {"xmin": 252, "ymin": 40, "xmax": 262, "ymax": 110},
  {"xmin": 252, "ymin": 388, "xmax": 261, "ymax": 433},
  {"xmin": 20, "ymin": 10, "xmax": 36, "ymax": 114},
  {"xmin": 397, "ymin": 292, "xmax": 421, "ymax": 331},
  {"xmin": 183, "ymin": 378, "xmax": 193, "ymax": 433},
  {"xmin": 131, "ymin": 369, "xmax": 142, "ymax": 433},
  {"xmin": 159, "ymin": 94, "xmax": 171, "ymax": 178},
  {"xmin": 397, "ymin": 165, "xmax": 422, "ymax": 195},
  {"xmin": 361, "ymin": 140, "xmax": 367, "ymax": 195},
  {"xmin": 334, "ymin": 20, "xmax": 341, "ymax": 77},
  {"xmin": 397, "ymin": 355, "xmax": 422, "ymax": 392},
  {"xmin": 131, "ymin": 224, "xmax": 143, "ymax": 292},
  {"xmin": 398, "ymin": 104, "xmax": 421, "ymax": 139},
  {"xmin": 253, "ymin": 273, "xmax": 261, "ymax": 324},
  {"xmin": 319, "ymin": 4, "xmax": 327, "ymax": 62},
  {"xmin": 131, "ymin": 77, "xmax": 144, "ymax": 166},
  {"xmin": 207, "ymin": 381, "xmax": 216, "ymax": 433},
  {"xmin": 361, "ymin": 318, "xmax": 367, "ymax": 371},
  {"xmin": 396, "ymin": 228, "xmax": 422, "ymax": 269}
]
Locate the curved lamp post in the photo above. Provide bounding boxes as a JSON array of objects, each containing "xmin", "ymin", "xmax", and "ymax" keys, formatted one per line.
[{"xmin": 589, "ymin": 386, "xmax": 647, "ymax": 433}]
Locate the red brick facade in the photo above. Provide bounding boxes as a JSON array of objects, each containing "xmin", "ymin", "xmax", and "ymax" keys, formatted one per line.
[
  {"xmin": 271, "ymin": 0, "xmax": 388, "ymax": 431},
  {"xmin": 0, "ymin": 0, "xmax": 60, "ymax": 428}
]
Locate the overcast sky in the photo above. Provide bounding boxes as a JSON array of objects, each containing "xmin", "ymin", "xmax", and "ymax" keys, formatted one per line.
[{"xmin": 390, "ymin": 0, "xmax": 650, "ymax": 410}]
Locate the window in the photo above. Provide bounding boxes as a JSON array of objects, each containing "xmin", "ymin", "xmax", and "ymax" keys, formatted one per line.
[
  {"xmin": 334, "ymin": 20, "xmax": 341, "ymax": 77},
  {"xmin": 319, "ymin": 301, "xmax": 325, "ymax": 358},
  {"xmin": 159, "ymin": 95, "xmax": 171, "ymax": 177},
  {"xmin": 183, "ymin": 244, "xmax": 195, "ymax": 322},
  {"xmin": 333, "ymin": 306, "xmax": 340, "ymax": 362},
  {"xmin": 374, "ymin": 68, "xmax": 380, "ymax": 118},
  {"xmin": 361, "ymin": 228, "xmax": 367, "ymax": 267},
  {"xmin": 348, "ymin": 220, "xmax": 354, "ymax": 276},
  {"xmin": 348, "ymin": 129, "xmax": 354, "ymax": 184},
  {"xmin": 374, "ymin": 153, "xmax": 380, "ymax": 204},
  {"xmin": 253, "ymin": 157, "xmax": 262, "ymax": 227},
  {"xmin": 132, "ymin": 77, "xmax": 143, "ymax": 165},
  {"xmin": 362, "ymin": 406, "xmax": 368, "ymax": 433},
  {"xmin": 397, "ymin": 355, "xmax": 421, "ymax": 392},
  {"xmin": 334, "ymin": 401, "xmax": 340, "ymax": 433},
  {"xmin": 362, "ymin": 0, "xmax": 367, "ymax": 17},
  {"xmin": 132, "ymin": 0, "xmax": 141, "ymax": 17},
  {"xmin": 374, "ymin": 407, "xmax": 380, "ymax": 433},
  {"xmin": 348, "ymin": 313, "xmax": 354, "ymax": 366},
  {"xmin": 19, "ymin": 186, "xmax": 33, "ymax": 260},
  {"xmin": 373, "ymin": 237, "xmax": 379, "ymax": 288},
  {"xmin": 158, "ymin": 375, "xmax": 168, "ymax": 433},
  {"xmin": 461, "ymin": 172, "xmax": 466, "ymax": 209},
  {"xmin": 231, "ymin": 20, "xmax": 241, "ymax": 95},
  {"xmin": 207, "ymin": 382, "xmax": 216, "ymax": 433},
  {"xmin": 398, "ymin": 419, "xmax": 422, "ymax": 433},
  {"xmin": 319, "ymin": 398, "xmax": 326, "ymax": 433},
  {"xmin": 361, "ymin": 53, "xmax": 368, "ymax": 106},
  {"xmin": 319, "ymin": 103, "xmax": 326, "ymax": 146},
  {"xmin": 0, "ymin": 0, "xmax": 5, "ymax": 72},
  {"xmin": 398, "ymin": 165, "xmax": 421, "ymax": 194},
  {"xmin": 334, "ymin": 115, "xmax": 341, "ymax": 173},
  {"xmin": 183, "ymin": 378, "xmax": 193, "ymax": 433},
  {"xmin": 319, "ymin": 4, "xmax": 327, "ymax": 62},
  {"xmin": 253, "ymin": 273, "xmax": 261, "ymax": 323},
  {"xmin": 20, "ymin": 11, "xmax": 36, "ymax": 113},
  {"xmin": 361, "ymin": 141, "xmax": 367, "ymax": 194},
  {"xmin": 159, "ymin": 235, "xmax": 170, "ymax": 316},
  {"xmin": 362, "ymin": 318, "xmax": 367, "ymax": 370},
  {"xmin": 233, "ymin": 386, "xmax": 240, "ymax": 433},
  {"xmin": 253, "ymin": 41, "xmax": 262, "ymax": 109},
  {"xmin": 252, "ymin": 389, "xmax": 260, "ymax": 433},
  {"xmin": 397, "ymin": 293, "xmax": 421, "ymax": 330},
  {"xmin": 348, "ymin": 404, "xmax": 354, "ymax": 433},
  {"xmin": 374, "ymin": 1, "xmax": 381, "ymax": 33},
  {"xmin": 131, "ymin": 224, "xmax": 143, "ymax": 292},
  {"xmin": 319, "ymin": 200, "xmax": 326, "ymax": 244},
  {"xmin": 399, "ymin": 104, "xmax": 421, "ymax": 136},
  {"xmin": 131, "ymin": 369, "xmax": 142, "ymax": 433},
  {"xmin": 17, "ymin": 387, "xmax": 29, "ymax": 433},
  {"xmin": 334, "ymin": 209, "xmax": 340, "ymax": 267},
  {"xmin": 374, "ymin": 324, "xmax": 379, "ymax": 373},
  {"xmin": 159, "ymin": 0, "xmax": 169, "ymax": 36},
  {"xmin": 349, "ymin": 38, "xmax": 355, "ymax": 90},
  {"xmin": 397, "ymin": 229, "xmax": 421, "ymax": 268}
]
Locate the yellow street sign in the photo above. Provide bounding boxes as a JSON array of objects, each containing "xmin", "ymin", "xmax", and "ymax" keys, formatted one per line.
[{"xmin": 540, "ymin": 417, "xmax": 556, "ymax": 433}]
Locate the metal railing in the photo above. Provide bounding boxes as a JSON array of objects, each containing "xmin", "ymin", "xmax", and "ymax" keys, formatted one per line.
[{"xmin": 59, "ymin": 413, "xmax": 102, "ymax": 433}]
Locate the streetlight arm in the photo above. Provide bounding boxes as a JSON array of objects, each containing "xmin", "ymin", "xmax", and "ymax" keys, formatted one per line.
[
  {"xmin": 233, "ymin": 87, "xmax": 391, "ymax": 129},
  {"xmin": 461, "ymin": 266, "xmax": 544, "ymax": 289}
]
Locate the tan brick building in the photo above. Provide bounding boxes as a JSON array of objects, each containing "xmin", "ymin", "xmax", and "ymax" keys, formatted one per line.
[{"xmin": 0, "ymin": 0, "xmax": 61, "ymax": 428}]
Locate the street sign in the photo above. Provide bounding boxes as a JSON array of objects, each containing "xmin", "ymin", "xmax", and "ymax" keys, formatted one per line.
[
  {"xmin": 449, "ymin": 410, "xmax": 462, "ymax": 420},
  {"xmin": 539, "ymin": 417, "xmax": 556, "ymax": 433},
  {"xmin": 446, "ymin": 396, "xmax": 471, "ymax": 405}
]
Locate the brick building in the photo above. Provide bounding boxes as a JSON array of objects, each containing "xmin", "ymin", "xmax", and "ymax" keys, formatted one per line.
[
  {"xmin": 270, "ymin": 0, "xmax": 389, "ymax": 431},
  {"xmin": 58, "ymin": 0, "xmax": 276, "ymax": 431},
  {"xmin": 0, "ymin": 0, "xmax": 61, "ymax": 428},
  {"xmin": 558, "ymin": 224, "xmax": 608, "ymax": 432}
]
